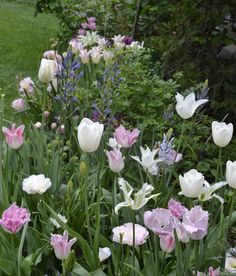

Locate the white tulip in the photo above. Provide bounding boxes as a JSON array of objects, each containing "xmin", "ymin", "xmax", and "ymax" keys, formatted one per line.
[
  {"xmin": 212, "ymin": 121, "xmax": 233, "ymax": 147},
  {"xmin": 179, "ymin": 169, "xmax": 205, "ymax": 198},
  {"xmin": 77, "ymin": 118, "xmax": 104, "ymax": 153},
  {"xmin": 226, "ymin": 161, "xmax": 236, "ymax": 189},
  {"xmin": 79, "ymin": 49, "xmax": 90, "ymax": 64},
  {"xmin": 38, "ymin": 58, "xmax": 57, "ymax": 83},
  {"xmin": 225, "ymin": 253, "xmax": 236, "ymax": 273},
  {"xmin": 90, "ymin": 47, "xmax": 102, "ymax": 64},
  {"xmin": 175, "ymin": 92, "xmax": 208, "ymax": 119},
  {"xmin": 99, "ymin": 247, "xmax": 111, "ymax": 262},
  {"xmin": 22, "ymin": 174, "xmax": 52, "ymax": 194}
]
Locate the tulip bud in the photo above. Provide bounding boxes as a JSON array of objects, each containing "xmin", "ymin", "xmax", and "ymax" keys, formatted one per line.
[
  {"xmin": 77, "ymin": 118, "xmax": 104, "ymax": 153},
  {"xmin": 38, "ymin": 58, "xmax": 57, "ymax": 83},
  {"xmin": 51, "ymin": 122, "xmax": 57, "ymax": 130},
  {"xmin": 79, "ymin": 161, "xmax": 87, "ymax": 175},
  {"xmin": 34, "ymin": 122, "xmax": 42, "ymax": 129},
  {"xmin": 179, "ymin": 169, "xmax": 205, "ymax": 198},
  {"xmin": 58, "ymin": 125, "xmax": 65, "ymax": 134},
  {"xmin": 44, "ymin": 111, "xmax": 50, "ymax": 118},
  {"xmin": 212, "ymin": 121, "xmax": 233, "ymax": 147},
  {"xmin": 226, "ymin": 161, "xmax": 236, "ymax": 189},
  {"xmin": 159, "ymin": 233, "xmax": 175, "ymax": 253}
]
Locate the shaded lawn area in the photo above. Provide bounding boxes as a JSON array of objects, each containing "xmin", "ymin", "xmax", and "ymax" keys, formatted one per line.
[{"xmin": 0, "ymin": 1, "xmax": 60, "ymax": 118}]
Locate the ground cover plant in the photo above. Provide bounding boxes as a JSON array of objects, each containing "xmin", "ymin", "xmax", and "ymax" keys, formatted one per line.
[{"xmin": 1, "ymin": 15, "xmax": 236, "ymax": 276}]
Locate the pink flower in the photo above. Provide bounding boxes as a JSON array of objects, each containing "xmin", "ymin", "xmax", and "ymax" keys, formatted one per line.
[
  {"xmin": 78, "ymin": 29, "xmax": 86, "ymax": 36},
  {"xmin": 19, "ymin": 77, "xmax": 35, "ymax": 94},
  {"xmin": 44, "ymin": 111, "xmax": 50, "ymax": 118},
  {"xmin": 51, "ymin": 122, "xmax": 57, "ymax": 130},
  {"xmin": 2, "ymin": 124, "xmax": 25, "ymax": 149},
  {"xmin": 168, "ymin": 199, "xmax": 186, "ymax": 219},
  {"xmin": 159, "ymin": 233, "xmax": 175, "ymax": 253},
  {"xmin": 51, "ymin": 230, "xmax": 77, "ymax": 260},
  {"xmin": 43, "ymin": 50, "xmax": 62, "ymax": 62},
  {"xmin": 87, "ymin": 17, "xmax": 96, "ymax": 24},
  {"xmin": 144, "ymin": 208, "xmax": 173, "ymax": 235},
  {"xmin": 105, "ymin": 149, "xmax": 124, "ymax": 173},
  {"xmin": 81, "ymin": 22, "xmax": 88, "ymax": 29},
  {"xmin": 165, "ymin": 149, "xmax": 183, "ymax": 165},
  {"xmin": 208, "ymin": 267, "xmax": 220, "ymax": 276},
  {"xmin": 0, "ymin": 203, "xmax": 30, "ymax": 234},
  {"xmin": 114, "ymin": 125, "xmax": 140, "ymax": 148},
  {"xmin": 88, "ymin": 22, "xmax": 96, "ymax": 31},
  {"xmin": 112, "ymin": 223, "xmax": 149, "ymax": 246},
  {"xmin": 11, "ymin": 98, "xmax": 26, "ymax": 112},
  {"xmin": 182, "ymin": 206, "xmax": 209, "ymax": 240}
]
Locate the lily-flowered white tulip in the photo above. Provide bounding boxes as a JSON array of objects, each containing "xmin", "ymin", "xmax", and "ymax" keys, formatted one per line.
[
  {"xmin": 198, "ymin": 181, "xmax": 227, "ymax": 204},
  {"xmin": 38, "ymin": 58, "xmax": 57, "ymax": 83},
  {"xmin": 212, "ymin": 121, "xmax": 233, "ymax": 147},
  {"xmin": 175, "ymin": 92, "xmax": 208, "ymax": 119},
  {"xmin": 179, "ymin": 169, "xmax": 205, "ymax": 198},
  {"xmin": 114, "ymin": 178, "xmax": 160, "ymax": 214},
  {"xmin": 226, "ymin": 161, "xmax": 236, "ymax": 189},
  {"xmin": 79, "ymin": 49, "xmax": 90, "ymax": 64},
  {"xmin": 90, "ymin": 47, "xmax": 102, "ymax": 64},
  {"xmin": 131, "ymin": 146, "xmax": 160, "ymax": 175},
  {"xmin": 99, "ymin": 247, "xmax": 111, "ymax": 262},
  {"xmin": 77, "ymin": 118, "xmax": 104, "ymax": 153}
]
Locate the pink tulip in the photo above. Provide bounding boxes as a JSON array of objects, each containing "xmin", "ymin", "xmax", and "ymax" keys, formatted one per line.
[
  {"xmin": 51, "ymin": 230, "xmax": 77, "ymax": 260},
  {"xmin": 159, "ymin": 233, "xmax": 175, "ymax": 252},
  {"xmin": 105, "ymin": 149, "xmax": 124, "ymax": 173},
  {"xmin": 87, "ymin": 17, "xmax": 96, "ymax": 24},
  {"xmin": 19, "ymin": 77, "xmax": 35, "ymax": 94},
  {"xmin": 114, "ymin": 125, "xmax": 140, "ymax": 148},
  {"xmin": 11, "ymin": 98, "xmax": 26, "ymax": 112},
  {"xmin": 2, "ymin": 124, "xmax": 25, "ymax": 149},
  {"xmin": 168, "ymin": 199, "xmax": 186, "ymax": 219},
  {"xmin": 88, "ymin": 22, "xmax": 96, "ymax": 30},
  {"xmin": 0, "ymin": 203, "xmax": 30, "ymax": 234},
  {"xmin": 182, "ymin": 206, "xmax": 209, "ymax": 240}
]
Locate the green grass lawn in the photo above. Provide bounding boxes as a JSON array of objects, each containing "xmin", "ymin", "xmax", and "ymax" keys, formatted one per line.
[{"xmin": 0, "ymin": 1, "xmax": 60, "ymax": 118}]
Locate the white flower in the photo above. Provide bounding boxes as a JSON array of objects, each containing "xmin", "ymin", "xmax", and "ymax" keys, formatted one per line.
[
  {"xmin": 225, "ymin": 252, "xmax": 236, "ymax": 273},
  {"xmin": 77, "ymin": 118, "xmax": 104, "ymax": 153},
  {"xmin": 131, "ymin": 146, "xmax": 160, "ymax": 175},
  {"xmin": 175, "ymin": 92, "xmax": 208, "ymax": 119},
  {"xmin": 38, "ymin": 58, "xmax": 57, "ymax": 83},
  {"xmin": 179, "ymin": 169, "xmax": 205, "ymax": 198},
  {"xmin": 22, "ymin": 174, "xmax": 52, "ymax": 194},
  {"xmin": 50, "ymin": 213, "xmax": 68, "ymax": 228},
  {"xmin": 99, "ymin": 247, "xmax": 111, "ymax": 262},
  {"xmin": 226, "ymin": 161, "xmax": 236, "ymax": 189},
  {"xmin": 34, "ymin": 122, "xmax": 42, "ymax": 129},
  {"xmin": 90, "ymin": 47, "xmax": 102, "ymax": 64},
  {"xmin": 107, "ymin": 137, "xmax": 120, "ymax": 149},
  {"xmin": 112, "ymin": 35, "xmax": 125, "ymax": 50},
  {"xmin": 103, "ymin": 51, "xmax": 114, "ymax": 65},
  {"xmin": 212, "ymin": 121, "xmax": 233, "ymax": 147},
  {"xmin": 114, "ymin": 178, "xmax": 159, "ymax": 214},
  {"xmin": 198, "ymin": 181, "xmax": 227, "ymax": 204},
  {"xmin": 97, "ymin": 38, "xmax": 107, "ymax": 49},
  {"xmin": 79, "ymin": 49, "xmax": 90, "ymax": 64}
]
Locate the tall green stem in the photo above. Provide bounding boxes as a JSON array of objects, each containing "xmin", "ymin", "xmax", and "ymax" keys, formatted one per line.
[
  {"xmin": 39, "ymin": 85, "xmax": 47, "ymax": 172},
  {"xmin": 226, "ymin": 190, "xmax": 236, "ymax": 238},
  {"xmin": 132, "ymin": 214, "xmax": 136, "ymax": 276},
  {"xmin": 17, "ymin": 222, "xmax": 28, "ymax": 276},
  {"xmin": 215, "ymin": 147, "xmax": 222, "ymax": 182},
  {"xmin": 166, "ymin": 120, "xmax": 186, "ymax": 188}
]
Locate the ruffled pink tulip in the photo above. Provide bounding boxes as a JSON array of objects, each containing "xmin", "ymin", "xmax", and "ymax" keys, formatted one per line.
[
  {"xmin": 51, "ymin": 230, "xmax": 77, "ymax": 260},
  {"xmin": 0, "ymin": 203, "xmax": 30, "ymax": 234},
  {"xmin": 87, "ymin": 17, "xmax": 96, "ymax": 24},
  {"xmin": 2, "ymin": 124, "xmax": 25, "ymax": 149},
  {"xmin": 105, "ymin": 149, "xmax": 124, "ymax": 173},
  {"xmin": 19, "ymin": 77, "xmax": 35, "ymax": 94},
  {"xmin": 168, "ymin": 199, "xmax": 186, "ymax": 219},
  {"xmin": 114, "ymin": 125, "xmax": 140, "ymax": 148},
  {"xmin": 12, "ymin": 98, "xmax": 26, "ymax": 112},
  {"xmin": 112, "ymin": 223, "xmax": 149, "ymax": 246},
  {"xmin": 182, "ymin": 206, "xmax": 208, "ymax": 240}
]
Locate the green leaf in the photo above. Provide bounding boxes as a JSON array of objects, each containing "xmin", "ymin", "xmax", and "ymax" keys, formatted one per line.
[{"xmin": 0, "ymin": 259, "xmax": 14, "ymax": 275}]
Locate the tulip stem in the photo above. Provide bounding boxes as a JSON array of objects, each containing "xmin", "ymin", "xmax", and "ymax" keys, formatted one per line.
[
  {"xmin": 132, "ymin": 220, "xmax": 136, "ymax": 276},
  {"xmin": 194, "ymin": 240, "xmax": 199, "ymax": 275},
  {"xmin": 17, "ymin": 222, "xmax": 28, "ymax": 276},
  {"xmin": 39, "ymin": 85, "xmax": 47, "ymax": 172},
  {"xmin": 216, "ymin": 147, "xmax": 222, "ymax": 182},
  {"xmin": 83, "ymin": 154, "xmax": 93, "ymax": 249},
  {"xmin": 226, "ymin": 190, "xmax": 236, "ymax": 239},
  {"xmin": 166, "ymin": 120, "xmax": 185, "ymax": 189}
]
